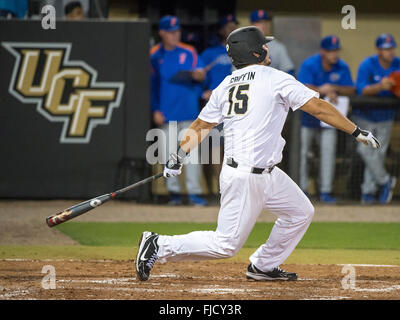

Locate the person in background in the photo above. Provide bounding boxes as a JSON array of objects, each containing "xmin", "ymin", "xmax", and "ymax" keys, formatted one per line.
[
  {"xmin": 201, "ymin": 15, "xmax": 238, "ymax": 100},
  {"xmin": 200, "ymin": 15, "xmax": 238, "ymax": 191},
  {"xmin": 150, "ymin": 15, "xmax": 208, "ymax": 206},
  {"xmin": 250, "ymin": 9, "xmax": 294, "ymax": 75},
  {"xmin": 65, "ymin": 1, "xmax": 84, "ymax": 20},
  {"xmin": 0, "ymin": 0, "xmax": 27, "ymax": 18},
  {"xmin": 353, "ymin": 33, "xmax": 399, "ymax": 204},
  {"xmin": 298, "ymin": 35, "xmax": 355, "ymax": 203}
]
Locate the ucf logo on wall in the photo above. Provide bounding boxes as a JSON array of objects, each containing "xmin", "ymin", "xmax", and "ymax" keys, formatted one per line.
[{"xmin": 2, "ymin": 42, "xmax": 125, "ymax": 143}]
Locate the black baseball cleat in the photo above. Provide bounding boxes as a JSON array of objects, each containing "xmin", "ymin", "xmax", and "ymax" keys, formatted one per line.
[
  {"xmin": 246, "ymin": 263, "xmax": 298, "ymax": 281},
  {"xmin": 135, "ymin": 231, "xmax": 159, "ymax": 281}
]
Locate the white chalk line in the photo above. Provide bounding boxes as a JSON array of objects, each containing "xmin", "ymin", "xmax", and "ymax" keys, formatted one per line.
[
  {"xmin": 0, "ymin": 289, "xmax": 30, "ymax": 299},
  {"xmin": 58, "ymin": 285, "xmax": 261, "ymax": 295},
  {"xmin": 1, "ymin": 259, "xmax": 118, "ymax": 263},
  {"xmin": 305, "ymin": 296, "xmax": 351, "ymax": 300},
  {"xmin": 152, "ymin": 273, "xmax": 180, "ymax": 278},
  {"xmin": 56, "ymin": 274, "xmax": 180, "ymax": 285},
  {"xmin": 3, "ymin": 282, "xmax": 400, "ymax": 299},
  {"xmin": 337, "ymin": 264, "xmax": 400, "ymax": 268},
  {"xmin": 57, "ymin": 282, "xmax": 264, "ymax": 295},
  {"xmin": 353, "ymin": 285, "xmax": 400, "ymax": 293},
  {"xmin": 58, "ymin": 277, "xmax": 136, "ymax": 285},
  {"xmin": 57, "ymin": 285, "xmax": 169, "ymax": 293},
  {"xmin": 189, "ymin": 288, "xmax": 260, "ymax": 295},
  {"xmin": 56, "ymin": 278, "xmax": 400, "ymax": 296}
]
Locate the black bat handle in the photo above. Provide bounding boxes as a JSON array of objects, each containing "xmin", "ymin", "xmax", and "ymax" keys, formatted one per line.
[{"xmin": 112, "ymin": 172, "xmax": 163, "ymax": 198}]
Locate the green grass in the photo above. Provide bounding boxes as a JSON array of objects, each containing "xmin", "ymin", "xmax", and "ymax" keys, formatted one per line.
[
  {"xmin": 55, "ymin": 222, "xmax": 400, "ymax": 250},
  {"xmin": 1, "ymin": 246, "xmax": 399, "ymax": 265},
  {"xmin": 0, "ymin": 245, "xmax": 134, "ymax": 261},
  {"xmin": 2, "ymin": 222, "xmax": 398, "ymax": 265}
]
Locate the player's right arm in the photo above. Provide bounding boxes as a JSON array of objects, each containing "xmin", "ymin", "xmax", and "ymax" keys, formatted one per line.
[
  {"xmin": 163, "ymin": 118, "xmax": 217, "ymax": 178},
  {"xmin": 300, "ymin": 97, "xmax": 380, "ymax": 148},
  {"xmin": 275, "ymin": 70, "xmax": 380, "ymax": 149},
  {"xmin": 300, "ymin": 97, "xmax": 354, "ymax": 133}
]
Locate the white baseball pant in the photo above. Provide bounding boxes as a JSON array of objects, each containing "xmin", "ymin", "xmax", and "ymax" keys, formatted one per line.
[{"xmin": 156, "ymin": 163, "xmax": 314, "ymax": 271}]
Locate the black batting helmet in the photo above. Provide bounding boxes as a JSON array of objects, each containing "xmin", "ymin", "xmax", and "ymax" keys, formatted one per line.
[{"xmin": 226, "ymin": 26, "xmax": 274, "ymax": 68}]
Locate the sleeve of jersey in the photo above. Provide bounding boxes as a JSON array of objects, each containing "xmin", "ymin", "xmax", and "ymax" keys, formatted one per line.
[
  {"xmin": 198, "ymin": 88, "xmax": 223, "ymax": 124},
  {"xmin": 277, "ymin": 73, "xmax": 320, "ymax": 111}
]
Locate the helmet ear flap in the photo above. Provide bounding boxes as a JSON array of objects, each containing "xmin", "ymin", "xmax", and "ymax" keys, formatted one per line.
[
  {"xmin": 252, "ymin": 45, "xmax": 267, "ymax": 64},
  {"xmin": 258, "ymin": 48, "xmax": 267, "ymax": 63}
]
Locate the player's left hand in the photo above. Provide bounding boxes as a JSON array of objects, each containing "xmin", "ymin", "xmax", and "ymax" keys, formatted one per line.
[
  {"xmin": 352, "ymin": 126, "xmax": 381, "ymax": 148},
  {"xmin": 163, "ymin": 152, "xmax": 184, "ymax": 178}
]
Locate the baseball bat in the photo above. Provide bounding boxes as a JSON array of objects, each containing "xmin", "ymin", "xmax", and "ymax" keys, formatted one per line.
[{"xmin": 46, "ymin": 172, "xmax": 163, "ymax": 228}]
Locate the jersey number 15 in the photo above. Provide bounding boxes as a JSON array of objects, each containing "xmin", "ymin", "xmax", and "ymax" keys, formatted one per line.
[{"xmin": 227, "ymin": 84, "xmax": 249, "ymax": 116}]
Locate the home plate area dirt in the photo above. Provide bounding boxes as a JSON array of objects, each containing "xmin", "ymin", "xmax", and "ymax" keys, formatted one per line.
[{"xmin": 1, "ymin": 260, "xmax": 399, "ymax": 300}]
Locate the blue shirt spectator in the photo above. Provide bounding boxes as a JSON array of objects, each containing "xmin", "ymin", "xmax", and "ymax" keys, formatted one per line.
[
  {"xmin": 150, "ymin": 16, "xmax": 207, "ymax": 207},
  {"xmin": 200, "ymin": 15, "xmax": 238, "ymax": 100},
  {"xmin": 354, "ymin": 51, "xmax": 400, "ymax": 121},
  {"xmin": 352, "ymin": 33, "xmax": 399, "ymax": 204},
  {"xmin": 0, "ymin": 0, "xmax": 27, "ymax": 18},
  {"xmin": 201, "ymin": 45, "xmax": 233, "ymax": 90},
  {"xmin": 150, "ymin": 16, "xmax": 205, "ymax": 123},
  {"xmin": 298, "ymin": 36, "xmax": 354, "ymax": 128},
  {"xmin": 298, "ymin": 35, "xmax": 354, "ymax": 204}
]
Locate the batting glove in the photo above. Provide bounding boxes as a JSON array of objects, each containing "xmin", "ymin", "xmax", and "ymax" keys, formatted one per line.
[
  {"xmin": 163, "ymin": 151, "xmax": 186, "ymax": 178},
  {"xmin": 352, "ymin": 126, "xmax": 381, "ymax": 148}
]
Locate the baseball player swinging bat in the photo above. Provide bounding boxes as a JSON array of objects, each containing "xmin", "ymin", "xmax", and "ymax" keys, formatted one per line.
[{"xmin": 46, "ymin": 172, "xmax": 163, "ymax": 227}]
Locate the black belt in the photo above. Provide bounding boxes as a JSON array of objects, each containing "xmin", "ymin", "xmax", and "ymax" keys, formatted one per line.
[{"xmin": 227, "ymin": 158, "xmax": 275, "ymax": 174}]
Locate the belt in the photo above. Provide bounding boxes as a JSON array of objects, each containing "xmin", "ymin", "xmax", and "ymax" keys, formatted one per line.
[{"xmin": 226, "ymin": 158, "xmax": 275, "ymax": 174}]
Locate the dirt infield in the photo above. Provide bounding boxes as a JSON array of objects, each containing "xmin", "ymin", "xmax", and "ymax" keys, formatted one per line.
[{"xmin": 1, "ymin": 260, "xmax": 399, "ymax": 300}]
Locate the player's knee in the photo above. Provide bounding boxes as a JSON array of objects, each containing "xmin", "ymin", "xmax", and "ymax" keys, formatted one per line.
[
  {"xmin": 298, "ymin": 195, "xmax": 314, "ymax": 221},
  {"xmin": 218, "ymin": 249, "xmax": 233, "ymax": 258},
  {"xmin": 217, "ymin": 240, "xmax": 241, "ymax": 258},
  {"xmin": 304, "ymin": 201, "xmax": 315, "ymax": 221}
]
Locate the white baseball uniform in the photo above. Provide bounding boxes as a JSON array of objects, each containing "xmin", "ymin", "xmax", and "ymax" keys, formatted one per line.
[{"xmin": 157, "ymin": 64, "xmax": 319, "ymax": 271}]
